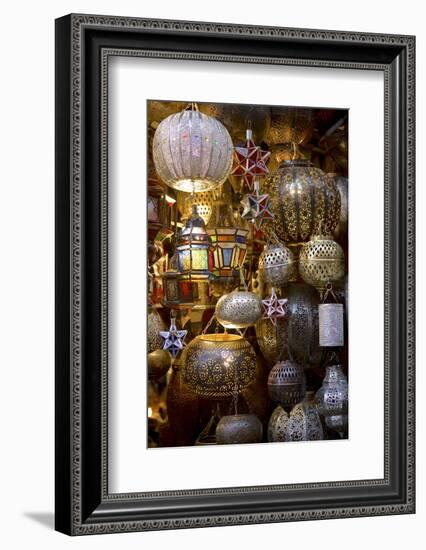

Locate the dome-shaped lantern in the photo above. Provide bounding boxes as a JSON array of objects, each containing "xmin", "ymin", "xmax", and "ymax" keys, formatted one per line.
[{"xmin": 153, "ymin": 105, "xmax": 233, "ymax": 193}]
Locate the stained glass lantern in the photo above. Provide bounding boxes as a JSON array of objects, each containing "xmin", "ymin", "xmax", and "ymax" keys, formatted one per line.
[
  {"xmin": 162, "ymin": 251, "xmax": 209, "ymax": 307},
  {"xmin": 176, "ymin": 205, "xmax": 213, "ymax": 281},
  {"xmin": 152, "ymin": 105, "xmax": 233, "ymax": 193},
  {"xmin": 207, "ymin": 200, "xmax": 248, "ymax": 282}
]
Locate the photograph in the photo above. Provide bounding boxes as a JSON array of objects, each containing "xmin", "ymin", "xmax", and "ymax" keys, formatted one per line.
[{"xmin": 147, "ymin": 100, "xmax": 349, "ymax": 448}]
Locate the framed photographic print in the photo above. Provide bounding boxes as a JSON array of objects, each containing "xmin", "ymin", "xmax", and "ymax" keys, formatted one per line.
[{"xmin": 55, "ymin": 14, "xmax": 415, "ymax": 535}]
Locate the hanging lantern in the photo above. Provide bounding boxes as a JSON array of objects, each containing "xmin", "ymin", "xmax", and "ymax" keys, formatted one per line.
[
  {"xmin": 176, "ymin": 205, "xmax": 213, "ymax": 281},
  {"xmin": 148, "ymin": 349, "xmax": 171, "ymax": 381},
  {"xmin": 216, "ymin": 414, "xmax": 263, "ymax": 445},
  {"xmin": 315, "ymin": 364, "xmax": 348, "ymax": 437},
  {"xmin": 162, "ymin": 252, "xmax": 211, "ymax": 307},
  {"xmin": 283, "ymin": 283, "xmax": 322, "ymax": 368},
  {"xmin": 328, "ymin": 174, "xmax": 348, "ymax": 243},
  {"xmin": 176, "ymin": 189, "xmax": 220, "ymax": 225},
  {"xmin": 152, "ymin": 106, "xmax": 233, "ymax": 193},
  {"xmin": 267, "ymin": 360, "xmax": 306, "ymax": 410},
  {"xmin": 299, "ymin": 233, "xmax": 345, "ymax": 294},
  {"xmin": 207, "ymin": 200, "xmax": 249, "ymax": 282},
  {"xmin": 216, "ymin": 290, "xmax": 263, "ymax": 329},
  {"xmin": 183, "ymin": 333, "xmax": 257, "ymax": 399},
  {"xmin": 268, "ymin": 392, "xmax": 324, "ymax": 442},
  {"xmin": 267, "ymin": 107, "xmax": 314, "ymax": 147},
  {"xmin": 319, "ymin": 303, "xmax": 344, "ymax": 347},
  {"xmin": 265, "ymin": 159, "xmax": 340, "ymax": 244},
  {"xmin": 258, "ymin": 241, "xmax": 295, "ymax": 287},
  {"xmin": 147, "ymin": 308, "xmax": 166, "ymax": 353},
  {"xmin": 255, "ymin": 316, "xmax": 286, "ymax": 365}
]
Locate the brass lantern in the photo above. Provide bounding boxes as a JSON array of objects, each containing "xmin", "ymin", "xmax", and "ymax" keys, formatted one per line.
[
  {"xmin": 152, "ymin": 105, "xmax": 233, "ymax": 193},
  {"xmin": 176, "ymin": 205, "xmax": 213, "ymax": 281},
  {"xmin": 267, "ymin": 360, "xmax": 306, "ymax": 410},
  {"xmin": 216, "ymin": 414, "xmax": 263, "ymax": 445},
  {"xmin": 207, "ymin": 200, "xmax": 248, "ymax": 283},
  {"xmin": 216, "ymin": 290, "xmax": 263, "ymax": 329},
  {"xmin": 258, "ymin": 241, "xmax": 295, "ymax": 287},
  {"xmin": 298, "ymin": 233, "xmax": 345, "ymax": 294},
  {"xmin": 182, "ymin": 333, "xmax": 257, "ymax": 399},
  {"xmin": 265, "ymin": 159, "xmax": 341, "ymax": 244}
]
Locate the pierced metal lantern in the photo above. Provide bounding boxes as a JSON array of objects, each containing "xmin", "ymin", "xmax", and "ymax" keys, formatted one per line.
[
  {"xmin": 268, "ymin": 392, "xmax": 324, "ymax": 442},
  {"xmin": 258, "ymin": 242, "xmax": 295, "ymax": 287},
  {"xmin": 182, "ymin": 333, "xmax": 257, "ymax": 399},
  {"xmin": 325, "ymin": 414, "xmax": 348, "ymax": 435},
  {"xmin": 207, "ymin": 201, "xmax": 248, "ymax": 282},
  {"xmin": 316, "ymin": 364, "xmax": 348, "ymax": 436},
  {"xmin": 147, "ymin": 308, "xmax": 166, "ymax": 353},
  {"xmin": 267, "ymin": 360, "xmax": 306, "ymax": 410},
  {"xmin": 176, "ymin": 189, "xmax": 218, "ymax": 225},
  {"xmin": 267, "ymin": 107, "xmax": 314, "ymax": 146},
  {"xmin": 255, "ymin": 316, "xmax": 286, "ymax": 365},
  {"xmin": 216, "ymin": 414, "xmax": 263, "ymax": 445},
  {"xmin": 153, "ymin": 107, "xmax": 233, "ymax": 193},
  {"xmin": 148, "ymin": 349, "xmax": 171, "ymax": 381},
  {"xmin": 265, "ymin": 159, "xmax": 340, "ymax": 244},
  {"xmin": 216, "ymin": 290, "xmax": 263, "ymax": 329},
  {"xmin": 328, "ymin": 174, "xmax": 348, "ymax": 243},
  {"xmin": 299, "ymin": 234, "xmax": 345, "ymax": 294},
  {"xmin": 176, "ymin": 205, "xmax": 213, "ymax": 281},
  {"xmin": 284, "ymin": 283, "xmax": 322, "ymax": 368},
  {"xmin": 319, "ymin": 303, "xmax": 344, "ymax": 347}
]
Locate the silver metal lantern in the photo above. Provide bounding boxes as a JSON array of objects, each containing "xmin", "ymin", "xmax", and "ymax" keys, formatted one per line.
[
  {"xmin": 153, "ymin": 106, "xmax": 233, "ymax": 193},
  {"xmin": 258, "ymin": 241, "xmax": 295, "ymax": 287},
  {"xmin": 319, "ymin": 303, "xmax": 344, "ymax": 347},
  {"xmin": 267, "ymin": 360, "xmax": 306, "ymax": 410}
]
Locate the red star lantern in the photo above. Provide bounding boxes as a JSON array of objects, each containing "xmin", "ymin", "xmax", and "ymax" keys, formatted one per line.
[{"xmin": 232, "ymin": 128, "xmax": 270, "ymax": 190}]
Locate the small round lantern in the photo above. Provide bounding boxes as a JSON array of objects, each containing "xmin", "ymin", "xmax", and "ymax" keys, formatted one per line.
[
  {"xmin": 216, "ymin": 290, "xmax": 263, "ymax": 329},
  {"xmin": 266, "ymin": 159, "xmax": 341, "ymax": 244},
  {"xmin": 319, "ymin": 303, "xmax": 344, "ymax": 347},
  {"xmin": 176, "ymin": 205, "xmax": 213, "ymax": 281},
  {"xmin": 183, "ymin": 333, "xmax": 257, "ymax": 399},
  {"xmin": 216, "ymin": 414, "xmax": 263, "ymax": 445},
  {"xmin": 258, "ymin": 241, "xmax": 295, "ymax": 287},
  {"xmin": 267, "ymin": 360, "xmax": 306, "ymax": 410},
  {"xmin": 153, "ymin": 106, "xmax": 233, "ymax": 193},
  {"xmin": 299, "ymin": 234, "xmax": 345, "ymax": 294},
  {"xmin": 148, "ymin": 349, "xmax": 171, "ymax": 380}
]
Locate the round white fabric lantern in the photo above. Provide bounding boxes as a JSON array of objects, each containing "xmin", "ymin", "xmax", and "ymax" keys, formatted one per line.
[{"xmin": 153, "ymin": 107, "xmax": 233, "ymax": 193}]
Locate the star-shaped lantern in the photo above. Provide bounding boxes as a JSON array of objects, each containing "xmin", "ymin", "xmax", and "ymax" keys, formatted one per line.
[
  {"xmin": 232, "ymin": 128, "xmax": 270, "ymax": 190},
  {"xmin": 160, "ymin": 314, "xmax": 188, "ymax": 357},
  {"xmin": 262, "ymin": 287, "xmax": 288, "ymax": 325},
  {"xmin": 241, "ymin": 180, "xmax": 274, "ymax": 230}
]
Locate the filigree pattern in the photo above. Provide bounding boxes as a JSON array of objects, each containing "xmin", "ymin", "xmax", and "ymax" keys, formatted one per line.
[
  {"xmin": 299, "ymin": 234, "xmax": 345, "ymax": 292},
  {"xmin": 268, "ymin": 360, "xmax": 306, "ymax": 408},
  {"xmin": 258, "ymin": 242, "xmax": 295, "ymax": 287},
  {"xmin": 216, "ymin": 290, "xmax": 263, "ymax": 329},
  {"xmin": 265, "ymin": 160, "xmax": 340, "ymax": 244},
  {"xmin": 182, "ymin": 334, "xmax": 257, "ymax": 398}
]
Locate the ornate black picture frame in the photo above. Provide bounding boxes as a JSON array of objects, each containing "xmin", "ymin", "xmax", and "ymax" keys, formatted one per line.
[{"xmin": 55, "ymin": 14, "xmax": 415, "ymax": 535}]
